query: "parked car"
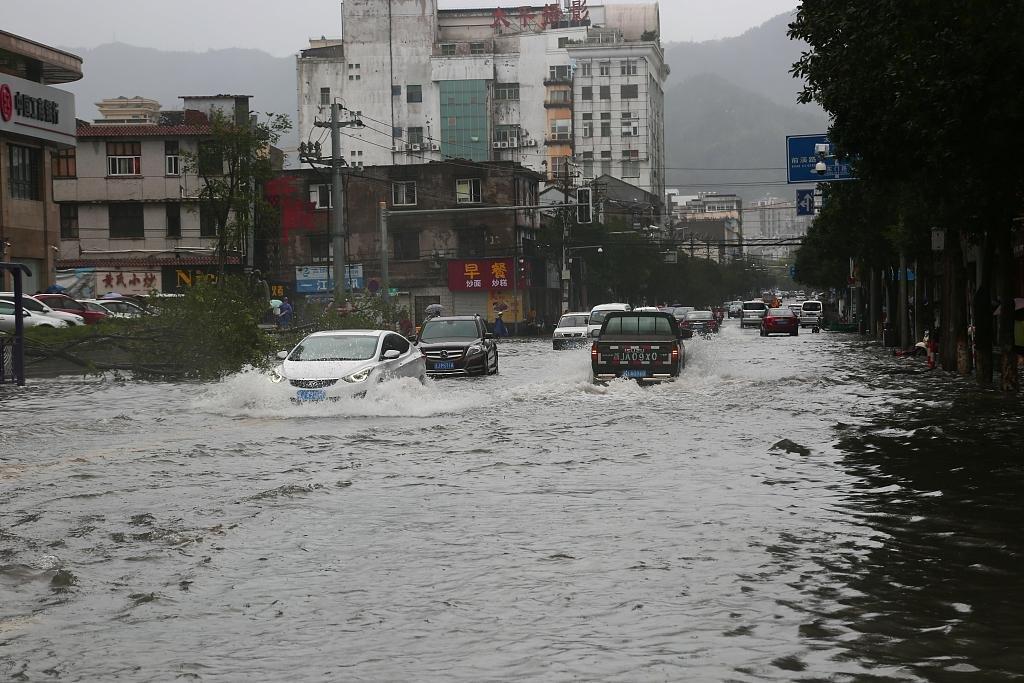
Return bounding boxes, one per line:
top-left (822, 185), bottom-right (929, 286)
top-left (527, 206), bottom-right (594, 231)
top-left (552, 312), bottom-right (590, 349)
top-left (587, 303), bottom-right (631, 338)
top-left (739, 300), bottom-right (768, 328)
top-left (80, 298), bottom-right (147, 318)
top-left (761, 307), bottom-right (799, 336)
top-left (799, 300), bottom-right (824, 328)
top-left (591, 311), bottom-right (687, 384)
top-left (414, 315), bottom-right (498, 376)
top-left (681, 309), bottom-right (720, 335)
top-left (34, 294), bottom-right (108, 325)
top-left (0, 300), bottom-right (64, 332)
top-left (271, 329), bottom-right (426, 401)
top-left (0, 293), bottom-right (84, 326)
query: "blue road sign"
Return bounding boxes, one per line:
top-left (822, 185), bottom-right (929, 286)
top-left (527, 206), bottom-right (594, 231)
top-left (786, 134), bottom-right (855, 184)
top-left (796, 189), bottom-right (816, 216)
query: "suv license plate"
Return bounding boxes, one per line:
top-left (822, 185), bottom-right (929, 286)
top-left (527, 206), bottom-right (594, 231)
top-left (623, 369), bottom-right (648, 379)
top-left (296, 389), bottom-right (327, 401)
top-left (433, 361), bottom-right (455, 371)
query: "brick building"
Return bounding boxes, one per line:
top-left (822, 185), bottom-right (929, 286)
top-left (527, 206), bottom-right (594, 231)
top-left (264, 160), bottom-right (557, 323)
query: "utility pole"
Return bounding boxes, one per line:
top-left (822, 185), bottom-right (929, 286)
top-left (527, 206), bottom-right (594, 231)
top-left (560, 157), bottom-right (572, 313)
top-left (378, 202), bottom-right (390, 305)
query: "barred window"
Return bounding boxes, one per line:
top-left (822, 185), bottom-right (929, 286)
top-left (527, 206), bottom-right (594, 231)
top-left (109, 204), bottom-right (144, 238)
top-left (9, 145), bottom-right (42, 199)
top-left (106, 141), bottom-right (141, 176)
top-left (60, 204), bottom-right (79, 238)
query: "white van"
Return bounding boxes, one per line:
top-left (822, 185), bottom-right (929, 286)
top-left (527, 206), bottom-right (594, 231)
top-left (587, 303), bottom-right (631, 337)
top-left (799, 300), bottom-right (823, 328)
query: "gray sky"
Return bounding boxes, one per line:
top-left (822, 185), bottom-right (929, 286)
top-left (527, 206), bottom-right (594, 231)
top-left (6, 0), bottom-right (797, 57)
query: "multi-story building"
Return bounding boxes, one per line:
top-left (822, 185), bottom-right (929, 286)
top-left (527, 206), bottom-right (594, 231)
top-left (53, 95), bottom-right (256, 295)
top-left (263, 160), bottom-right (554, 324)
top-left (0, 31), bottom-right (81, 292)
top-left (296, 1), bottom-right (666, 210)
top-left (744, 194), bottom-right (813, 264)
top-left (674, 193), bottom-right (744, 263)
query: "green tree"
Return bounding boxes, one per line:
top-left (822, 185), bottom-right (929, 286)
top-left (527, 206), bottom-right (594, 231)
top-left (182, 109), bottom-right (292, 278)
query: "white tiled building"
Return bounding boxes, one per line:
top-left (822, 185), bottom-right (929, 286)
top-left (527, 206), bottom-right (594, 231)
top-left (296, 1), bottom-right (666, 209)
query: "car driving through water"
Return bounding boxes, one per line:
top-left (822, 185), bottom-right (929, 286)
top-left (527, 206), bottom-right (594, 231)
top-left (414, 315), bottom-right (498, 376)
top-left (271, 329), bottom-right (426, 401)
top-left (591, 311), bottom-right (687, 384)
top-left (551, 312), bottom-right (590, 349)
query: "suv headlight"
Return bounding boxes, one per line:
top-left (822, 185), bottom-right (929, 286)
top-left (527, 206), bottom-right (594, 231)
top-left (466, 344), bottom-right (483, 355)
top-left (342, 367), bottom-right (372, 383)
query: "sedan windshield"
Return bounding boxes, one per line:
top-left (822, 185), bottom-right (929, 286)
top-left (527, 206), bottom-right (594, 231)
top-left (289, 335), bottom-right (379, 361)
top-left (420, 320), bottom-right (480, 341)
top-left (557, 315), bottom-right (589, 328)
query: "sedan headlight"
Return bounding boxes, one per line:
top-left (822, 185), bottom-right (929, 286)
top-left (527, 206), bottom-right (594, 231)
top-left (342, 367), bottom-right (372, 383)
top-left (466, 344), bottom-right (483, 356)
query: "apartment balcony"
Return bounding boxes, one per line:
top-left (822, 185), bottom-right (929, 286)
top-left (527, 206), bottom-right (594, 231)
top-left (543, 76), bottom-right (573, 86)
top-left (543, 98), bottom-right (573, 109)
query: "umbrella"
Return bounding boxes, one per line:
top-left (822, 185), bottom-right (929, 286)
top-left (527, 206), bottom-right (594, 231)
top-left (424, 303), bottom-right (444, 316)
top-left (100, 292), bottom-right (124, 299)
top-left (45, 284), bottom-right (66, 293)
top-left (270, 299), bottom-right (283, 310)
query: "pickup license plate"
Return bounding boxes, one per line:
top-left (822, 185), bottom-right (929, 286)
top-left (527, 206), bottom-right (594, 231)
top-left (622, 369), bottom-right (648, 379)
top-left (433, 361), bottom-right (455, 371)
top-left (296, 389), bottom-right (327, 401)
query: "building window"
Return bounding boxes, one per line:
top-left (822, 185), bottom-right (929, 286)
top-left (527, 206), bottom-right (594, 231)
top-left (109, 204), bottom-right (144, 238)
top-left (407, 127), bottom-right (424, 145)
top-left (599, 61), bottom-right (610, 76)
top-left (551, 155), bottom-right (568, 179)
top-left (165, 140), bottom-right (180, 176)
top-left (165, 203), bottom-right (181, 238)
top-left (392, 85), bottom-right (401, 97)
top-left (441, 43), bottom-right (456, 56)
top-left (457, 229), bottom-right (485, 257)
top-left (581, 86), bottom-right (593, 101)
top-left (60, 204), bottom-right (79, 239)
top-left (52, 148), bottom-right (76, 178)
top-left (198, 142), bottom-right (223, 176)
top-left (495, 82), bottom-right (520, 100)
top-left (549, 89), bottom-right (571, 104)
top-left (549, 118), bottom-right (571, 140)
top-left (309, 184), bottom-right (332, 209)
top-left (105, 141), bottom-right (141, 176)
top-left (8, 145), bottom-right (42, 199)
top-left (621, 84), bottom-right (639, 99)
top-left (494, 124), bottom-right (521, 143)
top-left (580, 61), bottom-right (592, 77)
top-left (309, 234), bottom-right (331, 264)
top-left (600, 150), bottom-right (612, 177)
top-left (199, 205), bottom-right (218, 237)
top-left (320, 87), bottom-right (331, 105)
top-left (392, 181), bottom-right (417, 206)
top-left (600, 112), bottom-right (611, 137)
top-left (456, 178), bottom-right (482, 204)
top-left (621, 112), bottom-right (639, 136)
top-left (393, 231), bottom-right (420, 260)
top-left (548, 64), bottom-right (571, 81)
top-left (407, 84), bottom-right (423, 103)
top-left (620, 59), bottom-right (638, 76)
top-left (470, 42), bottom-right (486, 55)
top-left (599, 85), bottom-right (610, 100)
top-left (581, 152), bottom-right (594, 179)
top-left (622, 150), bottom-right (640, 177)
top-left (581, 113), bottom-right (593, 138)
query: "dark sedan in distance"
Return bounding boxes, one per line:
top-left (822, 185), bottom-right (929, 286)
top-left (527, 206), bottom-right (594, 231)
top-left (760, 308), bottom-right (799, 337)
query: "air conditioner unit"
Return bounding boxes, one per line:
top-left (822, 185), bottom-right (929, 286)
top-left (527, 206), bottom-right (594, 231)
top-left (508, 139), bottom-right (519, 148)
top-left (411, 144), bottom-right (422, 152)
top-left (429, 143), bottom-right (441, 151)
top-left (492, 142), bottom-right (502, 149)
top-left (392, 144), bottom-right (404, 152)
top-left (404, 144), bottom-right (412, 152)
top-left (524, 138), bottom-right (537, 147)
top-left (498, 141), bottom-right (509, 149)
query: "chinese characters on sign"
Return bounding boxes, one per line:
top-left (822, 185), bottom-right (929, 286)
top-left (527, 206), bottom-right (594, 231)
top-left (447, 258), bottom-right (527, 291)
top-left (492, 3), bottom-right (587, 33)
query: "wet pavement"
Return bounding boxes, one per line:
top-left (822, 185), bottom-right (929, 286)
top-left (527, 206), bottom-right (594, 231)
top-left (2, 321), bottom-right (1023, 681)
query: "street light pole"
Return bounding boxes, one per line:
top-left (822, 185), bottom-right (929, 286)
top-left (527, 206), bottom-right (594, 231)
top-left (329, 103), bottom-right (347, 303)
top-left (378, 201), bottom-right (390, 306)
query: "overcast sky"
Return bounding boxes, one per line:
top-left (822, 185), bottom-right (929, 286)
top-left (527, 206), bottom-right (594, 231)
top-left (7, 0), bottom-right (797, 56)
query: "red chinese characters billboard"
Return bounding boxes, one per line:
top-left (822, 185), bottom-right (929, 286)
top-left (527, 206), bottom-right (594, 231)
top-left (448, 258), bottom-right (527, 291)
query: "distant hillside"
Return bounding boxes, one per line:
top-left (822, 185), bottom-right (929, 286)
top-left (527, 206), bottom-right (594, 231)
top-left (663, 73), bottom-right (826, 199)
top-left (59, 43), bottom-right (295, 119)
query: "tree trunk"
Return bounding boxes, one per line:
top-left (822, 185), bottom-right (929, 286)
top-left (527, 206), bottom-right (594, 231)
top-left (941, 229), bottom-right (965, 372)
top-left (869, 266), bottom-right (880, 339)
top-left (973, 233), bottom-right (993, 387)
top-left (997, 225), bottom-right (1020, 392)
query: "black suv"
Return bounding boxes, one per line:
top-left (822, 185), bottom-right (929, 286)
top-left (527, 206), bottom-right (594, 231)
top-left (414, 315), bottom-right (498, 377)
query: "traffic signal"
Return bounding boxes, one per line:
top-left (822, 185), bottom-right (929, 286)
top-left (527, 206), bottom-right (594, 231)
top-left (517, 257), bottom-right (529, 285)
top-left (576, 187), bottom-right (592, 224)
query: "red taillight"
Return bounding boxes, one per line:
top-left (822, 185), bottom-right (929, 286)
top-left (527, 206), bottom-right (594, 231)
top-left (765, 316), bottom-right (774, 324)
top-left (591, 343), bottom-right (598, 361)
top-left (671, 346), bottom-right (679, 362)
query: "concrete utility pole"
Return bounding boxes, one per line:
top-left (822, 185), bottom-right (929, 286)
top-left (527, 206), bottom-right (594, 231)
top-left (329, 103), bottom-right (347, 302)
top-left (560, 157), bottom-right (573, 313)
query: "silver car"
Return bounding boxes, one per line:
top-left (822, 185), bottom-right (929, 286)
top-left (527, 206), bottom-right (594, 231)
top-left (552, 312), bottom-right (590, 349)
top-left (740, 300), bottom-right (768, 328)
top-left (0, 293), bottom-right (85, 326)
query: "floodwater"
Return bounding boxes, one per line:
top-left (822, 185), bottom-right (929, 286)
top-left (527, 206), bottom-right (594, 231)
top-left (2, 322), bottom-right (1023, 681)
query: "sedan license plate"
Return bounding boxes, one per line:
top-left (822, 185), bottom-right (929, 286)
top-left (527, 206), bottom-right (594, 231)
top-left (622, 369), bottom-right (648, 379)
top-left (296, 389), bottom-right (327, 401)
top-left (433, 361), bottom-right (455, 371)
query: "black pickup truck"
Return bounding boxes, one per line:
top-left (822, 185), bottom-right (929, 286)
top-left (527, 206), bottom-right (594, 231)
top-left (591, 311), bottom-right (688, 383)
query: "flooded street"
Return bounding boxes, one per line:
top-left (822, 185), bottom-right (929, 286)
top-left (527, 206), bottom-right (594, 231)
top-left (2, 323), bottom-right (1023, 681)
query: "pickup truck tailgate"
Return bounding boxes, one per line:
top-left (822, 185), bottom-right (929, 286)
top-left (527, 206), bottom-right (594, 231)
top-left (593, 340), bottom-right (678, 380)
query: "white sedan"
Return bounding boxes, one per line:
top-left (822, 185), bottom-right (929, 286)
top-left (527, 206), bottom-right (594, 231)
top-left (551, 312), bottom-right (590, 349)
top-left (271, 329), bottom-right (426, 401)
top-left (0, 300), bottom-right (64, 331)
top-left (0, 293), bottom-right (84, 326)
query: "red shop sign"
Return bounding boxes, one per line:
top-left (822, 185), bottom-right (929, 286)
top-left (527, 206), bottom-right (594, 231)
top-left (448, 258), bottom-right (526, 291)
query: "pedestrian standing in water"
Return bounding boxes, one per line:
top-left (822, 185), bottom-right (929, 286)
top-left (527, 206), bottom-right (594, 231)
top-left (278, 297), bottom-right (293, 328)
top-left (493, 311), bottom-right (509, 337)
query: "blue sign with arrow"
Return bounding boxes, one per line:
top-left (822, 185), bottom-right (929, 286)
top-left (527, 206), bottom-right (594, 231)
top-left (796, 189), bottom-right (816, 216)
top-left (786, 134), bottom-right (855, 184)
